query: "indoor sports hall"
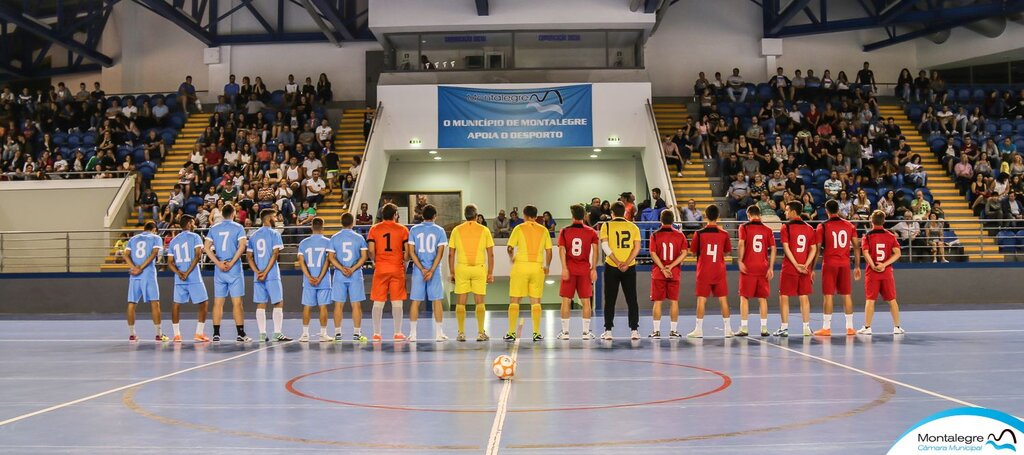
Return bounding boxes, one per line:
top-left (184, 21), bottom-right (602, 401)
top-left (2, 1), bottom-right (1024, 454)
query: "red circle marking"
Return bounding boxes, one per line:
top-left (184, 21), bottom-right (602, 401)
top-left (285, 358), bottom-right (732, 413)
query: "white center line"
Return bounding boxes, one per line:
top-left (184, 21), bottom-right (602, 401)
top-left (0, 342), bottom-right (290, 427)
top-left (485, 320), bottom-right (524, 455)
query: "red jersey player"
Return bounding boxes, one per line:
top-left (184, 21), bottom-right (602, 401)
top-left (737, 204), bottom-right (776, 337)
top-left (556, 204), bottom-right (599, 340)
top-left (648, 210), bottom-right (689, 338)
top-left (687, 205), bottom-right (733, 338)
top-left (779, 201), bottom-right (818, 337)
top-left (814, 200), bottom-right (862, 336)
top-left (859, 210), bottom-right (905, 335)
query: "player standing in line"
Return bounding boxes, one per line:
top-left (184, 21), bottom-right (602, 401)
top-left (448, 204), bottom-right (495, 342)
top-left (556, 204), bottom-right (599, 340)
top-left (246, 209), bottom-right (291, 342)
top-left (736, 204), bottom-right (776, 337)
top-left (297, 217), bottom-right (333, 342)
top-left (505, 205), bottom-right (553, 342)
top-left (166, 215), bottom-right (210, 342)
top-left (687, 205), bottom-right (733, 338)
top-left (203, 204), bottom-right (251, 342)
top-left (815, 199), bottom-right (861, 336)
top-left (327, 212), bottom-right (369, 341)
top-left (124, 221), bottom-right (165, 342)
top-left (367, 203), bottom-right (410, 342)
top-left (859, 210), bottom-right (905, 335)
top-left (407, 204), bottom-right (449, 342)
top-left (648, 209), bottom-right (689, 339)
top-left (778, 201), bottom-right (818, 337)
top-left (599, 201), bottom-right (642, 340)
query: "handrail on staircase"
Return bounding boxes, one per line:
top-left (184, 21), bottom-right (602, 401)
top-left (348, 101), bottom-right (383, 217)
top-left (645, 99), bottom-right (679, 211)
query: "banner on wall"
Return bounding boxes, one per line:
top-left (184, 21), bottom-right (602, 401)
top-left (437, 84), bottom-right (593, 148)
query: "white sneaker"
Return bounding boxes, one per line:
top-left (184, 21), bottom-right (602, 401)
top-left (941, 259), bottom-right (949, 263)
top-left (557, 331), bottom-right (570, 340)
top-left (893, 326), bottom-right (906, 335)
top-left (407, 334), bottom-right (417, 342)
top-left (319, 334), bottom-right (333, 342)
top-left (686, 328), bottom-right (703, 338)
top-left (600, 330), bottom-right (613, 340)
top-left (724, 327), bottom-right (735, 338)
top-left (581, 331), bottom-right (595, 340)
top-left (435, 333), bottom-right (449, 342)
top-left (630, 330), bottom-right (640, 340)
top-left (298, 333), bottom-right (310, 342)
top-left (856, 326), bottom-right (873, 335)
top-left (676, 172), bottom-right (683, 177)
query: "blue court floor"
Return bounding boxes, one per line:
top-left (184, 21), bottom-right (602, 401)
top-left (1, 308), bottom-right (1022, 454)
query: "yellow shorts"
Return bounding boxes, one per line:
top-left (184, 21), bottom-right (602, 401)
top-left (510, 264), bottom-right (545, 299)
top-left (454, 264), bottom-right (487, 295)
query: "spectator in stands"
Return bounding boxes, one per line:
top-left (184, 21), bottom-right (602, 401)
top-left (662, 134), bottom-right (684, 177)
top-left (930, 70), bottom-right (948, 104)
top-left (726, 68), bottom-right (748, 103)
top-left (769, 67), bottom-right (791, 100)
top-left (984, 195), bottom-right (1004, 222)
top-left (167, 184), bottom-right (185, 213)
top-left (893, 209), bottom-right (924, 259)
top-left (541, 211), bottom-right (557, 232)
top-left (252, 76), bottom-right (268, 101)
top-left (315, 119), bottom-right (333, 150)
top-left (895, 68), bottom-right (913, 102)
top-left (1004, 192), bottom-right (1024, 227)
top-left (492, 210), bottom-right (511, 238)
top-left (855, 62), bottom-right (877, 94)
top-left (924, 212), bottom-right (948, 263)
top-left (905, 154), bottom-right (927, 187)
top-left (178, 75), bottom-right (198, 114)
top-left (224, 74), bottom-right (240, 106)
top-left (727, 173), bottom-right (752, 214)
top-left (508, 209), bottom-right (523, 229)
top-left (801, 192), bottom-right (816, 220)
top-left (152, 98), bottom-right (170, 126)
top-left (305, 169), bottom-right (327, 207)
top-left (954, 153), bottom-right (974, 193)
top-left (316, 73), bottom-right (332, 104)
top-left (136, 187), bottom-right (159, 226)
top-left (680, 199), bottom-right (703, 232)
top-left (355, 202), bottom-right (372, 225)
top-left (910, 190), bottom-right (931, 220)
top-left (823, 170), bottom-right (843, 200)
top-left (284, 74), bottom-right (299, 104)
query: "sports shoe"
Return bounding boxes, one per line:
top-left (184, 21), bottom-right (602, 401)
top-left (772, 328), bottom-right (789, 337)
top-left (172, 335), bottom-right (182, 343)
top-left (319, 334), bottom-right (333, 342)
top-left (353, 334), bottom-right (368, 342)
top-left (532, 332), bottom-right (543, 342)
top-left (298, 333), bottom-right (310, 342)
top-left (274, 333), bottom-right (291, 342)
top-left (193, 334), bottom-right (210, 342)
top-left (735, 328), bottom-right (749, 337)
top-left (724, 328), bottom-right (735, 338)
top-left (477, 332), bottom-right (490, 342)
top-left (129, 335), bottom-right (138, 342)
top-left (372, 334), bottom-right (383, 342)
top-left (856, 326), bottom-right (872, 335)
top-left (813, 328), bottom-right (832, 336)
top-left (582, 331), bottom-right (595, 340)
top-left (846, 328), bottom-right (856, 336)
top-left (760, 327), bottom-right (770, 337)
top-left (456, 332), bottom-right (467, 342)
top-left (669, 330), bottom-right (682, 338)
top-left (394, 333), bottom-right (407, 342)
top-left (648, 330), bottom-right (662, 339)
top-left (630, 330), bottom-right (640, 340)
top-left (503, 332), bottom-right (517, 342)
top-left (236, 335), bottom-right (252, 342)
top-left (259, 333), bottom-right (268, 342)
top-left (407, 334), bottom-right (417, 342)
top-left (335, 333), bottom-right (343, 342)
top-left (686, 329), bottom-right (703, 338)
top-left (677, 172), bottom-right (683, 177)
top-left (436, 333), bottom-right (449, 342)
top-left (600, 330), bottom-right (613, 340)
top-left (893, 326), bottom-right (906, 335)
top-left (156, 334), bottom-right (169, 342)
top-left (802, 326), bottom-right (813, 337)
top-left (557, 331), bottom-right (570, 340)
top-left (212, 334), bottom-right (221, 342)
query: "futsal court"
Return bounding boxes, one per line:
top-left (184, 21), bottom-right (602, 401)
top-left (1, 307), bottom-right (1021, 454)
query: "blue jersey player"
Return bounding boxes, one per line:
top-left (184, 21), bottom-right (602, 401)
top-left (328, 212), bottom-right (369, 341)
top-left (124, 221), bottom-right (165, 342)
top-left (297, 217), bottom-right (333, 342)
top-left (203, 204), bottom-right (251, 342)
top-left (246, 209), bottom-right (291, 342)
top-left (407, 204), bottom-right (449, 342)
top-left (166, 215), bottom-right (210, 342)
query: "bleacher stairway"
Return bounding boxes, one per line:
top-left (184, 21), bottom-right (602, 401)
top-left (652, 104), bottom-right (717, 210)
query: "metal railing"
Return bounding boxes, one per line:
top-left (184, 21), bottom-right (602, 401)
top-left (645, 99), bottom-right (679, 209)
top-left (0, 218), bottom-right (1020, 274)
top-left (1, 170), bottom-right (134, 181)
top-left (348, 102), bottom-right (383, 213)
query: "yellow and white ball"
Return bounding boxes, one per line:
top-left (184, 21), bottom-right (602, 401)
top-left (492, 355), bottom-right (516, 380)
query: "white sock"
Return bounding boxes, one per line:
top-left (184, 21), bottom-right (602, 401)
top-left (372, 302), bottom-right (384, 335)
top-left (781, 322), bottom-right (789, 330)
top-left (272, 307), bottom-right (283, 334)
top-left (740, 319), bottom-right (748, 330)
top-left (670, 321), bottom-right (678, 332)
top-left (302, 325), bottom-right (309, 336)
top-left (845, 314), bottom-right (854, 329)
top-left (354, 326), bottom-right (361, 335)
top-left (409, 322), bottom-right (417, 339)
top-left (695, 318), bottom-right (703, 330)
top-left (435, 321), bottom-right (444, 335)
top-left (256, 308), bottom-right (267, 335)
top-left (172, 323), bottom-right (180, 336)
top-left (802, 322), bottom-right (810, 331)
top-left (319, 327), bottom-right (327, 337)
top-left (129, 324), bottom-right (136, 336)
top-left (195, 321), bottom-right (205, 335)
top-left (391, 301), bottom-right (403, 334)
top-left (153, 323), bottom-right (162, 336)
top-left (582, 318), bottom-right (591, 333)
top-left (561, 318), bottom-right (569, 333)
top-left (723, 316), bottom-right (732, 332)
top-left (822, 314), bottom-right (832, 330)
top-left (760, 318), bottom-right (768, 330)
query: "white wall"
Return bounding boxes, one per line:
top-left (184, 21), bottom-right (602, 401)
top-left (370, 0), bottom-right (654, 33)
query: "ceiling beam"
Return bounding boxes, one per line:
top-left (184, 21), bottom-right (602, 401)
top-left (475, 0), bottom-right (489, 16)
top-left (308, 0), bottom-right (355, 40)
top-left (767, 0), bottom-right (812, 34)
top-left (134, 0), bottom-right (215, 45)
top-left (0, 2), bottom-right (113, 66)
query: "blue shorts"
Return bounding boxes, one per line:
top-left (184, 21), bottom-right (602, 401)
top-left (253, 279), bottom-right (283, 304)
top-left (213, 270), bottom-right (245, 298)
top-left (410, 267), bottom-right (444, 301)
top-left (173, 282), bottom-right (209, 304)
top-left (127, 278), bottom-right (160, 303)
top-left (331, 270), bottom-right (365, 303)
top-left (302, 287), bottom-right (332, 306)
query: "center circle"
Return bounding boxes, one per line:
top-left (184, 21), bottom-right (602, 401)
top-left (285, 358), bottom-right (732, 413)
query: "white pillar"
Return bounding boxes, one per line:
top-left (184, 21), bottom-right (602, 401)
top-left (761, 38), bottom-right (783, 77)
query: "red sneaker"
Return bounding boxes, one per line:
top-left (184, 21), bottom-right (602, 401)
top-left (393, 333), bottom-right (406, 342)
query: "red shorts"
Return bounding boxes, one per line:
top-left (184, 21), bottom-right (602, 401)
top-left (739, 272), bottom-right (770, 299)
top-left (695, 278), bottom-right (728, 298)
top-left (650, 277), bottom-right (681, 301)
top-left (865, 276), bottom-right (897, 301)
top-left (559, 273), bottom-right (593, 299)
top-left (779, 273), bottom-right (812, 297)
top-left (821, 263), bottom-right (852, 295)
top-left (370, 270), bottom-right (407, 302)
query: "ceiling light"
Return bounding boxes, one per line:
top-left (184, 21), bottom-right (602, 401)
top-left (428, 150), bottom-right (437, 154)
top-left (589, 154), bottom-right (598, 158)
top-left (433, 156), bottom-right (442, 160)
top-left (593, 148), bottom-right (602, 152)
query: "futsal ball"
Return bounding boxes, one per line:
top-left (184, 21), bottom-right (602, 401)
top-left (492, 355), bottom-right (516, 380)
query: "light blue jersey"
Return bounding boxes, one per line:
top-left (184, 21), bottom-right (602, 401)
top-left (329, 229), bottom-right (368, 269)
top-left (125, 232), bottom-right (163, 281)
top-left (409, 221), bottom-right (448, 266)
top-left (206, 220), bottom-right (247, 275)
top-left (167, 231), bottom-right (204, 285)
top-left (247, 227), bottom-right (283, 281)
top-left (298, 234), bottom-right (333, 289)
top-left (329, 229), bottom-right (368, 303)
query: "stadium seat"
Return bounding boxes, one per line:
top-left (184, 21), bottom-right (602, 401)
top-left (997, 231), bottom-right (1016, 255)
top-left (184, 196), bottom-right (204, 216)
top-left (736, 209), bottom-right (748, 222)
